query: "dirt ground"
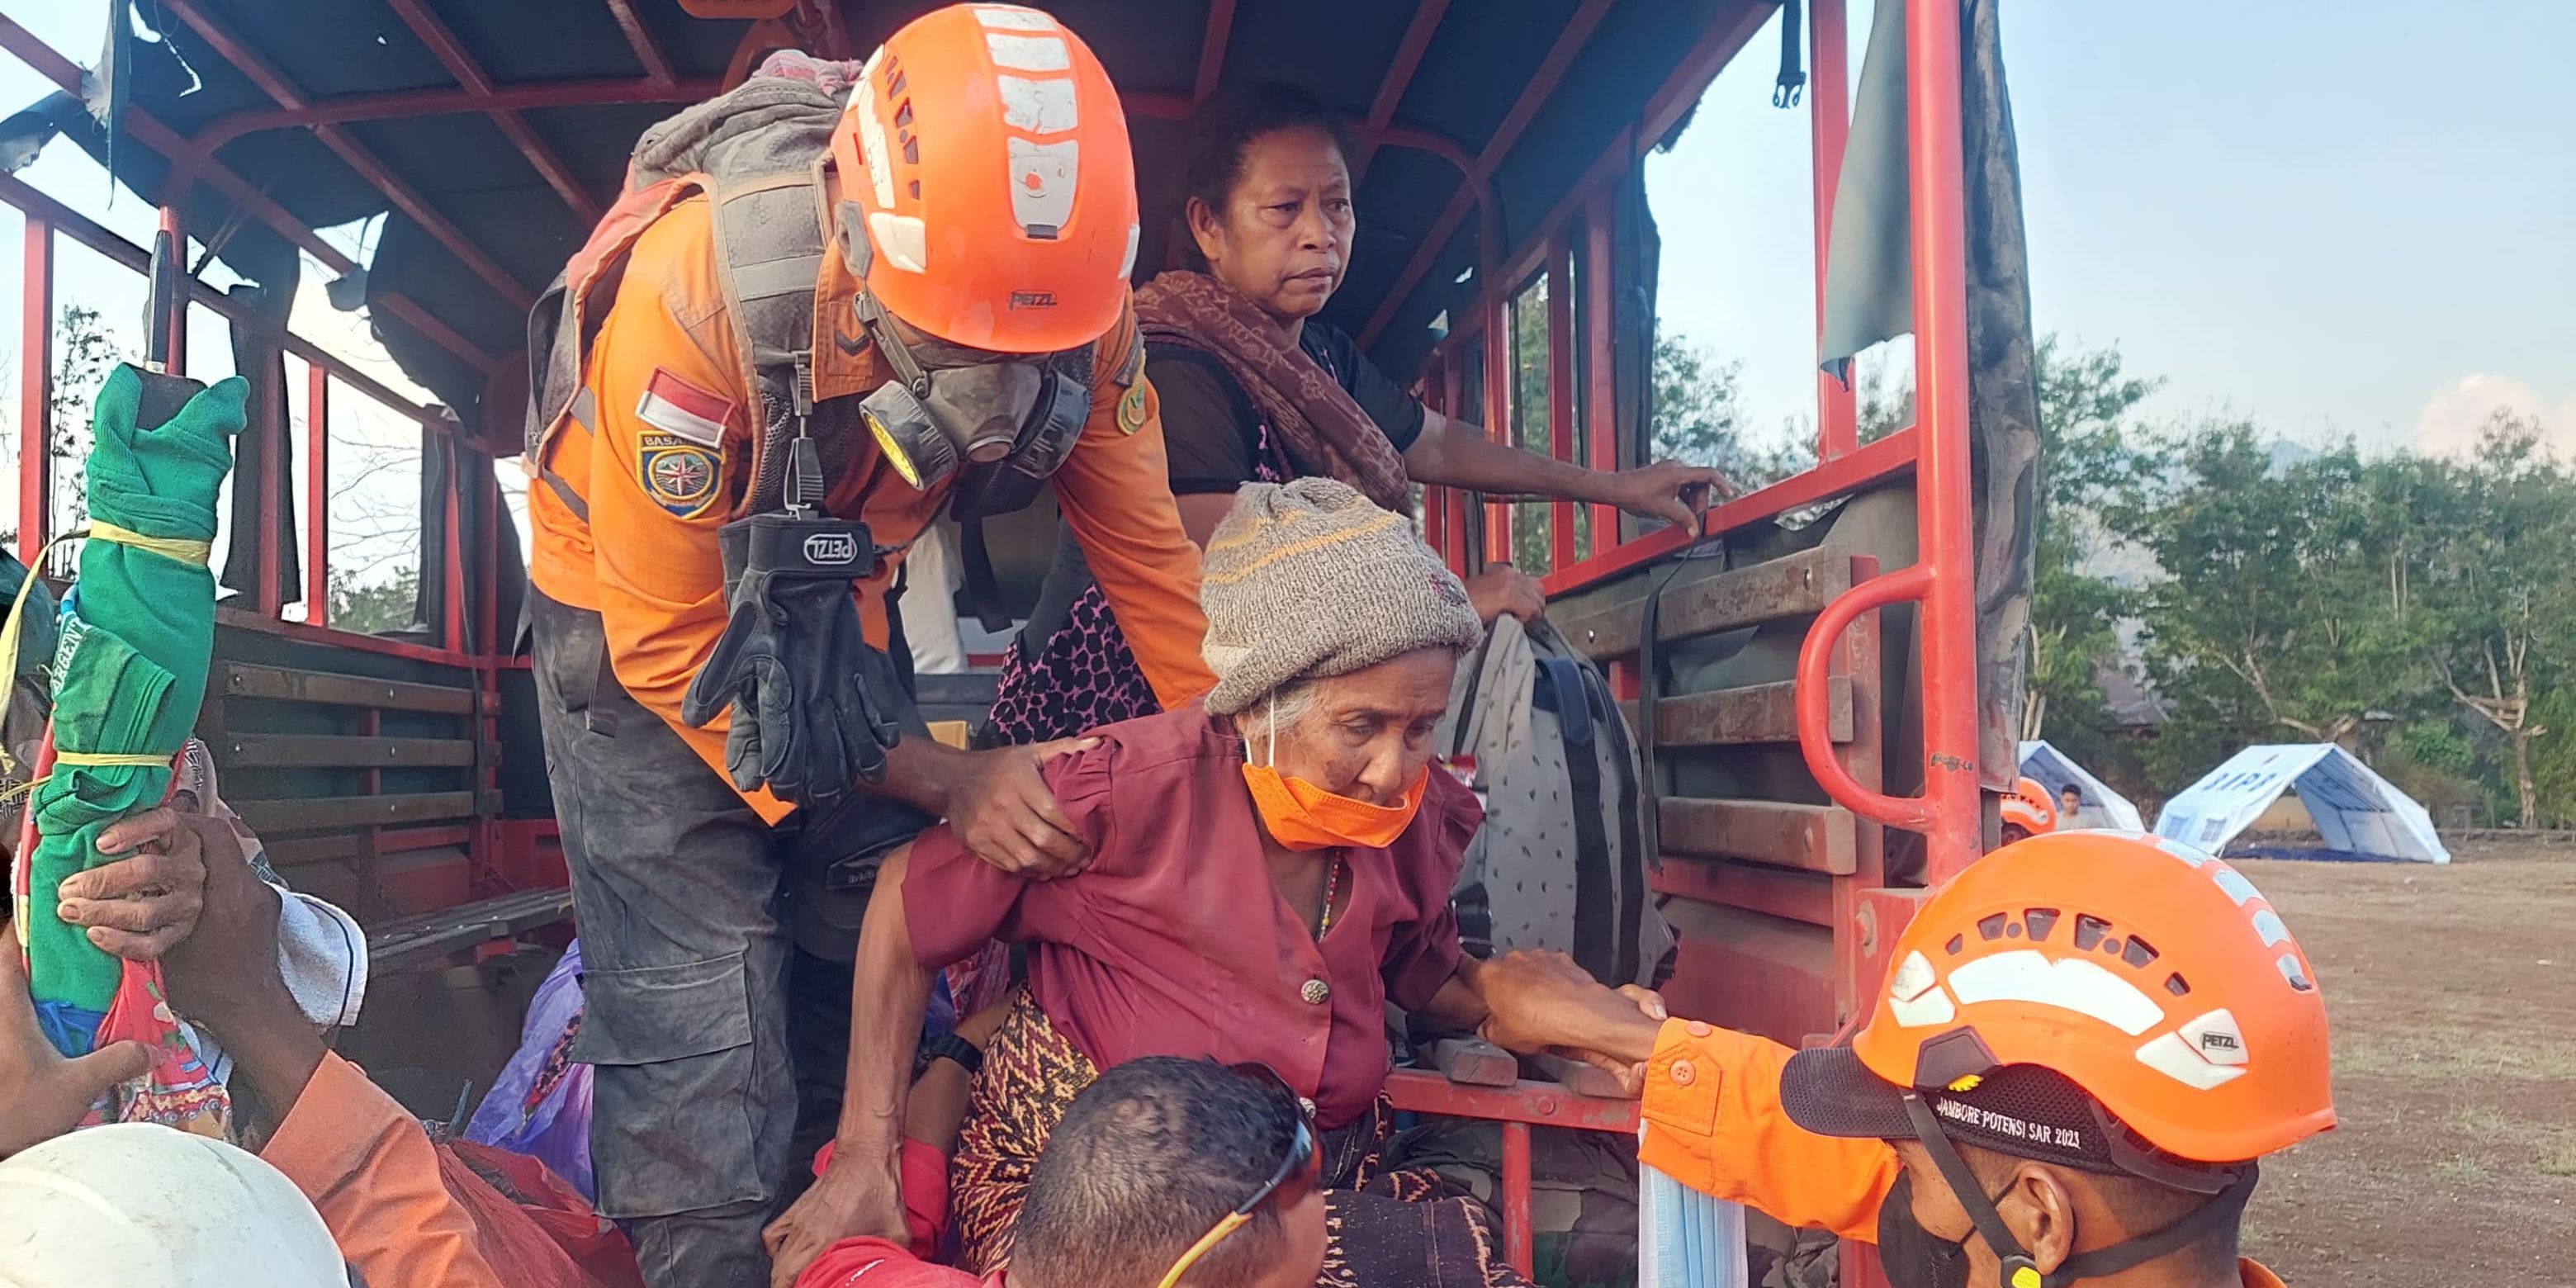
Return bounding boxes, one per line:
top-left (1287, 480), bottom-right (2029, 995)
top-left (2232, 838), bottom-right (2576, 1286)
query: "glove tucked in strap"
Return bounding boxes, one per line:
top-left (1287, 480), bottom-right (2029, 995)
top-left (680, 513), bottom-right (907, 807)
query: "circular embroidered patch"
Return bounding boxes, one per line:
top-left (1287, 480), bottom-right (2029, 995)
top-left (1116, 382), bottom-right (1148, 434)
top-left (642, 440), bottom-right (720, 518)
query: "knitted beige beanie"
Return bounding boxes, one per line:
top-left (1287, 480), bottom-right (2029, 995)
top-left (1198, 478), bottom-right (1485, 716)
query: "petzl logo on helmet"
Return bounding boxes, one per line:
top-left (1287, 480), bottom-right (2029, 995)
top-left (1009, 290), bottom-right (1057, 310)
top-left (804, 532), bottom-right (859, 566)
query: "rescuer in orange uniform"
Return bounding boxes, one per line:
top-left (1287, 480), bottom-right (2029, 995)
top-left (522, 10), bottom-right (1214, 1284)
top-left (1475, 831), bottom-right (2334, 1288)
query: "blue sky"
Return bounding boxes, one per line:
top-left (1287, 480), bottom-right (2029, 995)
top-left (1648, 0), bottom-right (2576, 457)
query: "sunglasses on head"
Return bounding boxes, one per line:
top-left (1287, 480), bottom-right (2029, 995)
top-left (1151, 1063), bottom-right (1320, 1288)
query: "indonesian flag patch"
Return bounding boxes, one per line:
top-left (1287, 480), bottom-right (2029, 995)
top-left (635, 368), bottom-right (732, 447)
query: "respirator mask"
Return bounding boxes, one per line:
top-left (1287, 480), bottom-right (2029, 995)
top-left (853, 290), bottom-right (1091, 519)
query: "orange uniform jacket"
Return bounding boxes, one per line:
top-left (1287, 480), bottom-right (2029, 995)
top-left (528, 195), bottom-right (1216, 823)
top-left (262, 1053), bottom-right (505, 1288)
top-left (1636, 1021), bottom-right (2289, 1288)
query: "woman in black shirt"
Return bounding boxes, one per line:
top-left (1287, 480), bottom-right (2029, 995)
top-left (984, 83), bottom-right (1726, 750)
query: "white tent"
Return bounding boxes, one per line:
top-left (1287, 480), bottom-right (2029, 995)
top-left (2016, 741), bottom-right (2145, 831)
top-left (2153, 744), bottom-right (2450, 864)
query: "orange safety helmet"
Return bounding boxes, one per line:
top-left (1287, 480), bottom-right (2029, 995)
top-left (829, 3), bottom-right (1139, 353)
top-left (1781, 831), bottom-right (2333, 1179)
top-left (1998, 776), bottom-right (2057, 839)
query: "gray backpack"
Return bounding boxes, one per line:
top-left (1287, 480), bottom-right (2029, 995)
top-left (1436, 614), bottom-right (1673, 987)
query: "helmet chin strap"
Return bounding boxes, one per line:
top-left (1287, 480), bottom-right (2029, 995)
top-left (1900, 1095), bottom-right (2258, 1288)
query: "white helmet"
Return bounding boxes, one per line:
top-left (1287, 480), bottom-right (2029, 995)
top-left (0, 1123), bottom-right (345, 1287)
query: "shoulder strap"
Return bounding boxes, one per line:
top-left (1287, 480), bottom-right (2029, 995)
top-left (703, 165), bottom-right (832, 514)
top-left (1537, 653), bottom-right (1615, 983)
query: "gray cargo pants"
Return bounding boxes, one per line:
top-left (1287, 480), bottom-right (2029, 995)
top-left (532, 590), bottom-right (903, 1287)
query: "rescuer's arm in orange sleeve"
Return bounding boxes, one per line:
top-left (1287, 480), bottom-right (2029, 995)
top-left (1469, 950), bottom-right (1898, 1242)
top-left (1049, 305), bottom-right (1218, 708)
top-left (1636, 1022), bottom-right (1899, 1242)
top-left (117, 807), bottom-right (506, 1288)
top-left (258, 1054), bottom-right (509, 1288)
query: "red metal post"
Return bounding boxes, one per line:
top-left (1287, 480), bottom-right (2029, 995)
top-left (382, 0), bottom-right (606, 223)
top-left (1810, 0), bottom-right (1859, 460)
top-left (1347, 0), bottom-right (1453, 180)
top-left (1501, 1120), bottom-right (1534, 1276)
top-left (604, 0), bottom-right (680, 89)
top-left (1544, 232), bottom-right (1576, 570)
top-left (19, 218), bottom-right (50, 571)
top-left (1358, 0), bottom-right (1617, 350)
top-left (305, 365), bottom-right (329, 626)
top-left (1191, 0), bottom-right (1237, 105)
top-left (1901, 0), bottom-right (1982, 883)
top-left (156, 0), bottom-right (536, 312)
top-left (442, 434), bottom-right (467, 654)
top-left (256, 324), bottom-right (284, 618)
top-left (1481, 294), bottom-right (1510, 570)
top-left (155, 206), bottom-right (187, 376)
top-left (1583, 190), bottom-right (1619, 555)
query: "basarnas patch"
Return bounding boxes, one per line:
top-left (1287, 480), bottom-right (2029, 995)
top-left (639, 433), bottom-right (722, 518)
top-left (1117, 381), bottom-right (1148, 433)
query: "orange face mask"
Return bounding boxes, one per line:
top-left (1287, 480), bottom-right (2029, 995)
top-left (1242, 762), bottom-right (1428, 851)
top-left (1239, 697), bottom-right (1428, 850)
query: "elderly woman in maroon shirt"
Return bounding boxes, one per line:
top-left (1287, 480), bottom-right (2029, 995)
top-left (767, 479), bottom-right (1653, 1288)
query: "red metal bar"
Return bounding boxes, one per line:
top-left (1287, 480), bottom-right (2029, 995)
top-left (1898, 0), bottom-right (1982, 882)
top-left (18, 217), bottom-right (50, 570)
top-left (1501, 1120), bottom-right (1535, 1276)
top-left (156, 0), bottom-right (536, 312)
top-left (1539, 424), bottom-right (1920, 596)
top-left (0, 171), bottom-right (457, 436)
top-left (442, 434), bottom-right (467, 653)
top-left (375, 825), bottom-right (474, 855)
top-left (605, 0), bottom-right (680, 89)
top-left (1797, 565), bottom-right (1931, 830)
top-left (1358, 0), bottom-right (1617, 349)
top-left (213, 606), bottom-right (482, 669)
top-left (1191, 0), bottom-right (1238, 105)
top-left (305, 365), bottom-right (329, 627)
top-left (155, 206), bottom-right (187, 376)
top-left (1810, 0), bottom-right (1859, 459)
top-left (1379, 1071), bottom-right (1641, 1132)
top-left (1347, 0), bottom-right (1452, 179)
top-left (1544, 230), bottom-right (1576, 570)
top-left (255, 299), bottom-right (285, 618)
top-left (187, 78), bottom-right (717, 156)
top-left (1480, 285), bottom-right (1510, 569)
top-left (1582, 188), bottom-right (1619, 552)
top-left (381, 0), bottom-right (606, 223)
top-left (0, 14), bottom-right (499, 375)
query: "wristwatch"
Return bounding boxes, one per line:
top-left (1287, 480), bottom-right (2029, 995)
top-left (924, 1030), bottom-right (985, 1077)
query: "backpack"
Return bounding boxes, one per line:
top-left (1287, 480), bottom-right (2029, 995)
top-left (1435, 614), bottom-right (1673, 988)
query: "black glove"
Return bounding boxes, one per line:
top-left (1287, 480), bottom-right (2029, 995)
top-left (680, 513), bottom-right (906, 807)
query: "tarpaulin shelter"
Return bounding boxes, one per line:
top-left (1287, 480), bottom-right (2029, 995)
top-left (2154, 745), bottom-right (2451, 865)
top-left (2016, 740), bottom-right (2143, 832)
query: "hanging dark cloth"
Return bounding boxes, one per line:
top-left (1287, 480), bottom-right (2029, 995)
top-left (1811, 0), bottom-right (2041, 792)
top-left (219, 275), bottom-right (303, 609)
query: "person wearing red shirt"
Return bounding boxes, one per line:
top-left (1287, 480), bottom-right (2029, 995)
top-left (769, 480), bottom-right (1648, 1286)
top-left (798, 1057), bottom-right (1326, 1288)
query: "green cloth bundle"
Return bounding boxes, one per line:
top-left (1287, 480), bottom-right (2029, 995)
top-left (21, 367), bottom-right (239, 1042)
